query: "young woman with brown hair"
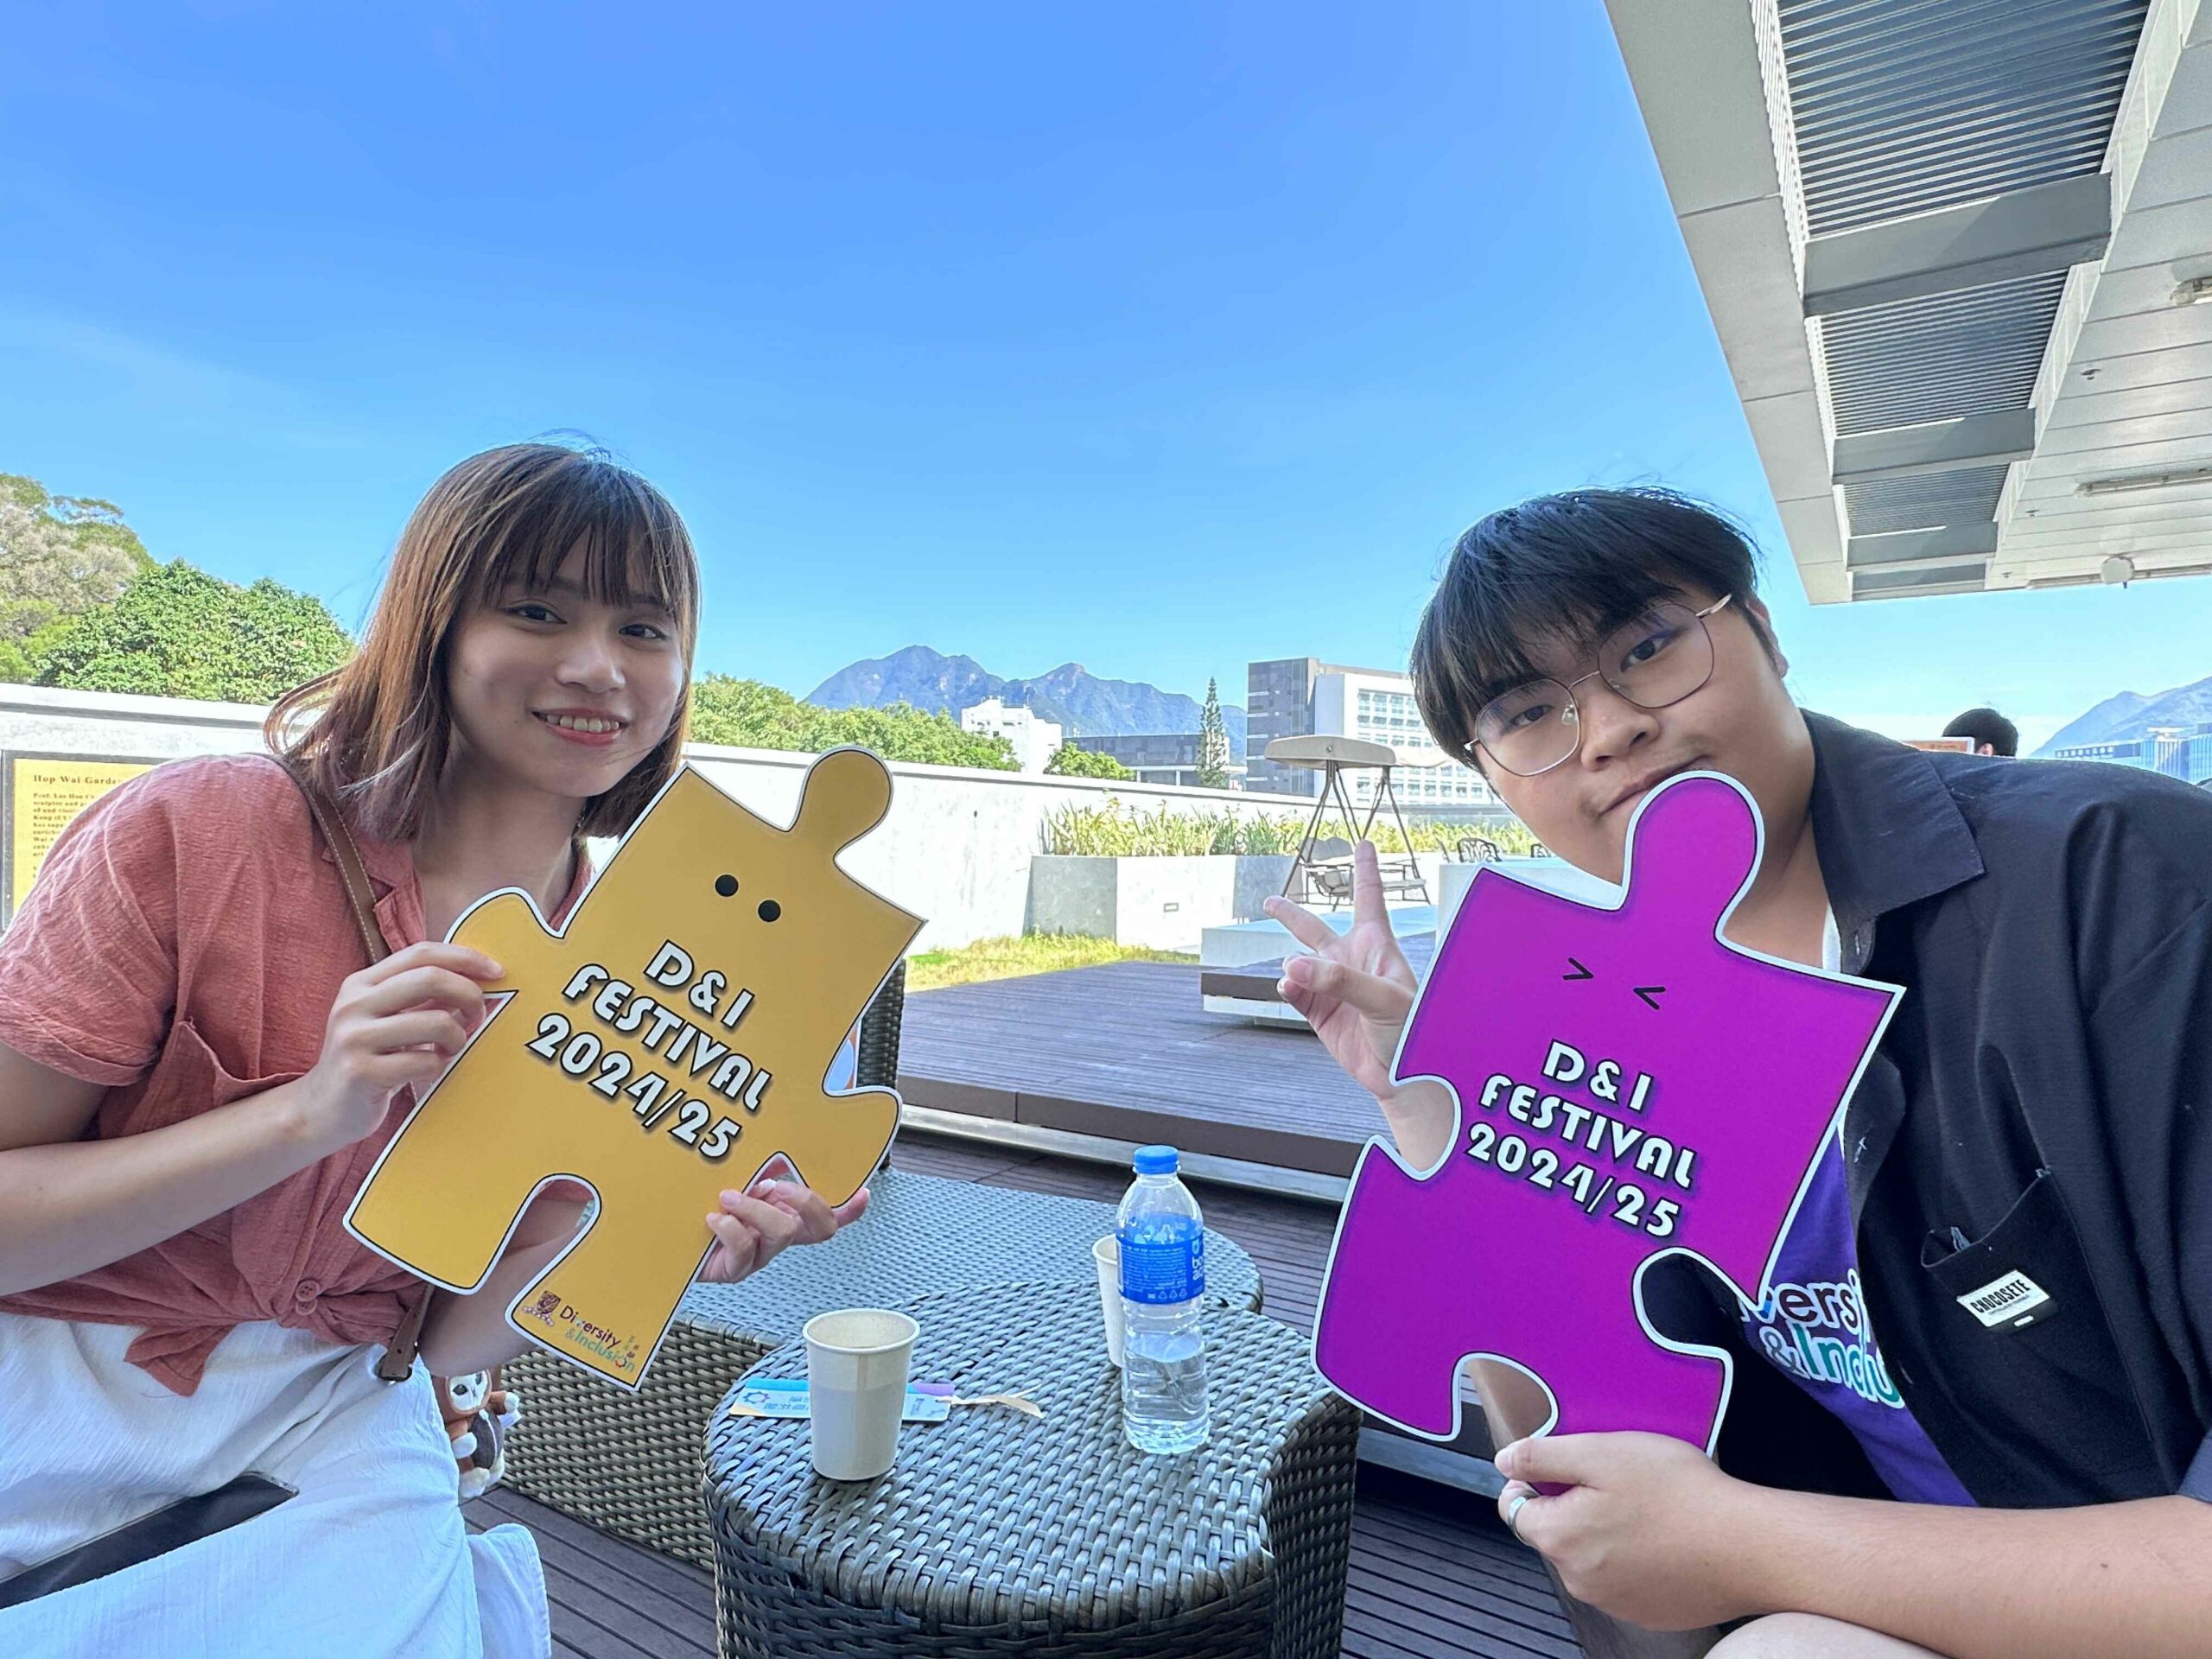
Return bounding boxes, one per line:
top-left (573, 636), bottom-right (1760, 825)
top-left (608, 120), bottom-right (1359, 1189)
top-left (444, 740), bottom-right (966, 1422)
top-left (0, 442), bottom-right (867, 1655)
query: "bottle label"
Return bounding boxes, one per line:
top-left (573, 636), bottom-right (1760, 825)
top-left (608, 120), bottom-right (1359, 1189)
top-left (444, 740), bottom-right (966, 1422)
top-left (1118, 1219), bottom-right (1206, 1305)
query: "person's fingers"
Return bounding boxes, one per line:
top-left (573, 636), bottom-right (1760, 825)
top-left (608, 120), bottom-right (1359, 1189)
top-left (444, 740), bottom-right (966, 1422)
top-left (1496, 1478), bottom-right (1536, 1529)
top-left (746, 1180), bottom-right (866, 1234)
top-left (1495, 1433), bottom-right (1609, 1489)
top-left (719, 1191), bottom-right (802, 1255)
top-left (1351, 840), bottom-right (1391, 929)
top-left (1261, 893), bottom-right (1342, 956)
top-left (747, 1179), bottom-right (807, 1217)
top-left (353, 966), bottom-right (491, 1020)
top-left (1283, 955), bottom-right (1412, 1023)
top-left (752, 1179), bottom-right (838, 1243)
top-left (363, 942), bottom-right (505, 985)
top-left (1497, 1480), bottom-right (1560, 1552)
top-left (357, 1008), bottom-right (472, 1056)
top-left (702, 1211), bottom-right (760, 1279)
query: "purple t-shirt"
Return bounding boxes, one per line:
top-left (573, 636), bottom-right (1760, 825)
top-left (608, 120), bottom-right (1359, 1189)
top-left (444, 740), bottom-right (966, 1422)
top-left (1738, 1140), bottom-right (1974, 1504)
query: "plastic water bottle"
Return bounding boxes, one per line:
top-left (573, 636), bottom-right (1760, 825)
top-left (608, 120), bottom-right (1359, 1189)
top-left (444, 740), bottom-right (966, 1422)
top-left (1118, 1144), bottom-right (1211, 1453)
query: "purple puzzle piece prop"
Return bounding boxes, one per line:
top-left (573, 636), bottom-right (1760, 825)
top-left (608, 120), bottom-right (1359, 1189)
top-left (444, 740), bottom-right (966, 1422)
top-left (1313, 772), bottom-right (1900, 1453)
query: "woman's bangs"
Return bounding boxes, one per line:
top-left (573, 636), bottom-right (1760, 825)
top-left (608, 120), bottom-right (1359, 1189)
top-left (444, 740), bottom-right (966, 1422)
top-left (475, 474), bottom-right (695, 634)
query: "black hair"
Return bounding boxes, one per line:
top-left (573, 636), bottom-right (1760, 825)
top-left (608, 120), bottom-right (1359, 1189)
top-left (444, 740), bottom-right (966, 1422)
top-left (1410, 487), bottom-right (1771, 765)
top-left (1942, 707), bottom-right (2018, 757)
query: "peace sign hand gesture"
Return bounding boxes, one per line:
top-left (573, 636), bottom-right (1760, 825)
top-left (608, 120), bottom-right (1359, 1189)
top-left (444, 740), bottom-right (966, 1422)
top-left (1262, 842), bottom-right (1421, 1103)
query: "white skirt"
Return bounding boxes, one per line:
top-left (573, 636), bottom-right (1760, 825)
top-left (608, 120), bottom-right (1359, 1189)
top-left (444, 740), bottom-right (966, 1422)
top-left (0, 1312), bottom-right (549, 1659)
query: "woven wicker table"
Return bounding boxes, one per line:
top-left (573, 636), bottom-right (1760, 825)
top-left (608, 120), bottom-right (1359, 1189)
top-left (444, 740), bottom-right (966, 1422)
top-left (504, 1166), bottom-right (1262, 1567)
top-left (704, 1284), bottom-right (1357, 1659)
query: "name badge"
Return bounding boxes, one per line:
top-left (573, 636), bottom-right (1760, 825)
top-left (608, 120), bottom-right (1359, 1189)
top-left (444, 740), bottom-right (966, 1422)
top-left (1955, 1269), bottom-right (2051, 1329)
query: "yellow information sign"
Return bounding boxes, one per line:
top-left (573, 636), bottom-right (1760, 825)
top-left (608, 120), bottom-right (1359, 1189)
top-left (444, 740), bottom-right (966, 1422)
top-left (10, 759), bottom-right (156, 914)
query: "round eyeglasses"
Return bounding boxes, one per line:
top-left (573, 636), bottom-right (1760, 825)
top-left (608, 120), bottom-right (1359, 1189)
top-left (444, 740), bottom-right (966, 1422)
top-left (1471, 594), bottom-right (1733, 778)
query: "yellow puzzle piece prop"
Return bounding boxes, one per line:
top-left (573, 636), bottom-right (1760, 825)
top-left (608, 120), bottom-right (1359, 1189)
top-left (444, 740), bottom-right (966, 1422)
top-left (345, 749), bottom-right (922, 1389)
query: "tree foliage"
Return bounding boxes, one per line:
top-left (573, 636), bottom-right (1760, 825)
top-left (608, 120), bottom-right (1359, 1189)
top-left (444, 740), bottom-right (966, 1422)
top-left (1045, 743), bottom-right (1135, 779)
top-left (34, 561), bottom-right (353, 703)
top-left (1198, 677), bottom-right (1230, 790)
top-left (0, 473), bottom-right (154, 644)
top-left (688, 674), bottom-right (1019, 770)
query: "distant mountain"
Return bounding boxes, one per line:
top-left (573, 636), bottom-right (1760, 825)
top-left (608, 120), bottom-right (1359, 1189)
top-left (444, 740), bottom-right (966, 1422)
top-left (2037, 674), bottom-right (2212, 755)
top-left (806, 645), bottom-right (1248, 755)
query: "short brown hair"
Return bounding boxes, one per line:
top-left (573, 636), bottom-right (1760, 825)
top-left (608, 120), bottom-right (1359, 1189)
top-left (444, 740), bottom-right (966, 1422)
top-left (268, 442), bottom-right (702, 841)
top-left (1411, 488), bottom-right (1772, 766)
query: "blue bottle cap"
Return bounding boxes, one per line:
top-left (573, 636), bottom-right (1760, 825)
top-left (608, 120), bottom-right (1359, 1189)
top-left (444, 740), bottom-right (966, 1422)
top-left (1132, 1145), bottom-right (1179, 1175)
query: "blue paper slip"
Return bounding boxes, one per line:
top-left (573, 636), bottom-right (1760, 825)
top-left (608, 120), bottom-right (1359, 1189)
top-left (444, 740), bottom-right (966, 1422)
top-left (727, 1381), bottom-right (951, 1422)
top-left (726, 1377), bottom-right (1044, 1422)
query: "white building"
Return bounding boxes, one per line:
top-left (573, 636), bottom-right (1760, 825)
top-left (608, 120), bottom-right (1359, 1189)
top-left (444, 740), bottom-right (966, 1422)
top-left (1318, 668), bottom-right (1498, 810)
top-left (958, 697), bottom-right (1064, 775)
top-left (1247, 657), bottom-right (1499, 810)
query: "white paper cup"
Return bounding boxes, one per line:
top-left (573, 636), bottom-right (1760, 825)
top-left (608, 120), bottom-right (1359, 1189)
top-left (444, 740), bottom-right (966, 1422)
top-left (1092, 1235), bottom-right (1126, 1368)
top-left (803, 1308), bottom-right (920, 1480)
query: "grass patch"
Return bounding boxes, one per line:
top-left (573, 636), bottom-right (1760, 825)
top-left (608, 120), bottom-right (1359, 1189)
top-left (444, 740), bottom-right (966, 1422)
top-left (906, 933), bottom-right (1194, 992)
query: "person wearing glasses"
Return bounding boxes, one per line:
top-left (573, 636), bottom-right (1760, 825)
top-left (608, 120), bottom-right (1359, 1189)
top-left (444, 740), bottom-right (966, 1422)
top-left (1268, 489), bottom-right (2212, 1657)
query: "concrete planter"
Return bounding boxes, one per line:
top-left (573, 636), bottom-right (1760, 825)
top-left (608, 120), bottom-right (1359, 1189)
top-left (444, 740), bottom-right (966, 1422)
top-left (1233, 855), bottom-right (1299, 918)
top-left (1027, 854), bottom-right (1297, 951)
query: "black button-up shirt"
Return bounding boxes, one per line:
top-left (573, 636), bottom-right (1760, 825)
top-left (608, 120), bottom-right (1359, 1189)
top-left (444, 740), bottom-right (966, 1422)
top-left (1683, 713), bottom-right (2212, 1509)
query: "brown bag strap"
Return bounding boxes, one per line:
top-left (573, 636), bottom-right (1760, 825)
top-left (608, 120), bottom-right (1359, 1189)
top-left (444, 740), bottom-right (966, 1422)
top-left (283, 760), bottom-right (387, 968)
top-left (276, 757), bottom-right (433, 1383)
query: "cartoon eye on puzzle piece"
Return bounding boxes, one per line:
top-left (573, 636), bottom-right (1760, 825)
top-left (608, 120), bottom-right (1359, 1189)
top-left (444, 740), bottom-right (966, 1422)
top-left (710, 868), bottom-right (788, 923)
top-left (1312, 772), bottom-right (1900, 1456)
top-left (1560, 956), bottom-right (1665, 1008)
top-left (344, 747), bottom-right (925, 1390)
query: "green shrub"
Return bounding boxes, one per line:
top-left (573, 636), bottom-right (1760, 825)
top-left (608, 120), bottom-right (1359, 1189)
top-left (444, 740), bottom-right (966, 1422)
top-left (689, 676), bottom-right (1018, 771)
top-left (1045, 744), bottom-right (1134, 779)
top-left (34, 563), bottom-right (351, 702)
top-left (1040, 803), bottom-right (1541, 859)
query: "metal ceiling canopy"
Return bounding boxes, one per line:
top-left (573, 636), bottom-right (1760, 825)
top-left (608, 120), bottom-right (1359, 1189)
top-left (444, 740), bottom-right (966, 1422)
top-left (1606, 0), bottom-right (2212, 603)
top-left (1784, 0), bottom-right (2147, 235)
top-left (1820, 276), bottom-right (2068, 435)
top-left (1830, 408), bottom-right (2038, 483)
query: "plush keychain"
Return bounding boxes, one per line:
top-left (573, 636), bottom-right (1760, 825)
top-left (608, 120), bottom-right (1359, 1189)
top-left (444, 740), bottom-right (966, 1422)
top-left (438, 1370), bottom-right (523, 1500)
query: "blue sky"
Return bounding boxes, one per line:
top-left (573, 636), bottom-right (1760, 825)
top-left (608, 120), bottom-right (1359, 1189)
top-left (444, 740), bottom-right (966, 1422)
top-left (4, 3), bottom-right (2207, 753)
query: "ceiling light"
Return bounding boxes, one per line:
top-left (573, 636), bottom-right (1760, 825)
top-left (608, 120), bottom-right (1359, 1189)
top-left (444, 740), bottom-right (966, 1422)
top-left (2174, 275), bottom-right (2212, 307)
top-left (2075, 464), bottom-right (2212, 496)
top-left (2100, 555), bottom-right (2135, 586)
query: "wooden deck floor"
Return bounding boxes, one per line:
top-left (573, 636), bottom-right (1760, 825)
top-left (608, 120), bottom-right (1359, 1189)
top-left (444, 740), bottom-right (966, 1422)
top-left (464, 1129), bottom-right (1585, 1658)
top-left (899, 960), bottom-right (1395, 1175)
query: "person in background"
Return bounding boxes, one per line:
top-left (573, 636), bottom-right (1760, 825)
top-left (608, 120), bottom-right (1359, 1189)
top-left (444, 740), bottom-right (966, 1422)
top-left (1940, 708), bottom-right (2018, 757)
